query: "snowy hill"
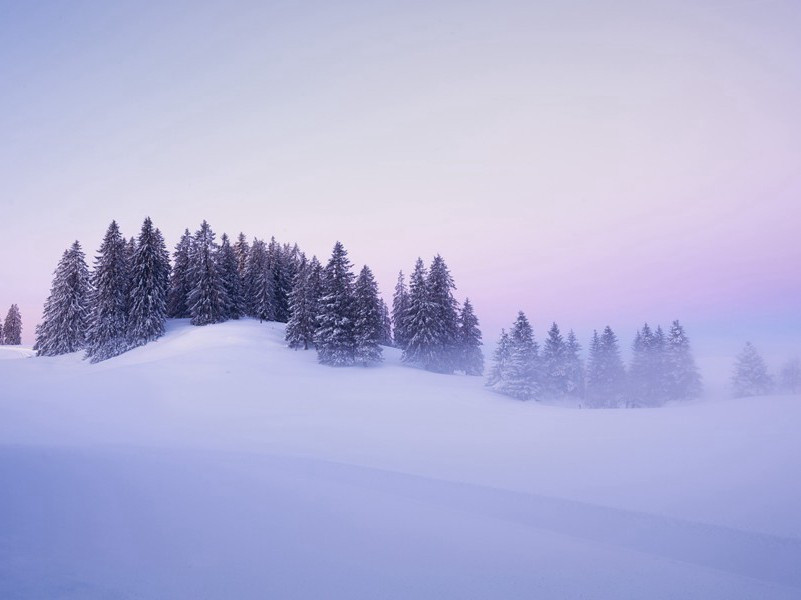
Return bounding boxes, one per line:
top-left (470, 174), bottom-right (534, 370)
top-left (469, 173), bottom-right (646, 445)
top-left (1, 319), bottom-right (800, 599)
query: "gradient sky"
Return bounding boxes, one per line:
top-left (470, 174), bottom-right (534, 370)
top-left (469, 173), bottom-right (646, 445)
top-left (1, 0), bottom-right (799, 380)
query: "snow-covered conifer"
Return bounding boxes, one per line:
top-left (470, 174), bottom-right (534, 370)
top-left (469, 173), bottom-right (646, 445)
top-left (233, 233), bottom-right (250, 278)
top-left (187, 220), bottom-right (229, 326)
top-left (127, 217), bottom-right (169, 347)
top-left (218, 233), bottom-right (244, 319)
top-left (268, 237), bottom-right (292, 323)
top-left (402, 259), bottom-right (436, 369)
top-left (486, 329), bottom-right (511, 390)
top-left (315, 242), bottom-right (356, 366)
top-left (244, 238), bottom-right (275, 322)
top-left (379, 299), bottom-right (393, 347)
top-left (779, 358), bottom-right (801, 394)
top-left (564, 330), bottom-right (585, 399)
top-left (352, 265), bottom-right (384, 366)
top-left (457, 298), bottom-right (483, 375)
top-left (541, 322), bottom-right (568, 398)
top-left (3, 304), bottom-right (22, 345)
top-left (167, 229), bottom-right (193, 318)
top-left (732, 342), bottom-right (773, 397)
top-left (499, 312), bottom-right (540, 400)
top-left (0, 317), bottom-right (3, 344)
top-left (665, 320), bottom-right (702, 401)
top-left (426, 255), bottom-right (460, 373)
top-left (85, 221), bottom-right (130, 362)
top-left (286, 254), bottom-right (317, 350)
top-left (392, 271), bottom-right (410, 350)
top-left (586, 326), bottom-right (626, 407)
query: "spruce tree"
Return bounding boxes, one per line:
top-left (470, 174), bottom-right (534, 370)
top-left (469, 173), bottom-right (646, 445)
top-left (426, 255), bottom-right (460, 373)
top-left (392, 271), bottom-right (410, 350)
top-left (187, 220), bottom-right (229, 326)
top-left (218, 233), bottom-right (244, 319)
top-left (167, 229), bottom-right (193, 318)
top-left (3, 304), bottom-right (22, 345)
top-left (732, 342), bottom-right (773, 397)
top-left (564, 330), bottom-right (585, 399)
top-left (586, 326), bottom-right (626, 407)
top-left (85, 221), bottom-right (130, 362)
top-left (379, 299), bottom-right (394, 346)
top-left (233, 233), bottom-right (250, 279)
top-left (315, 241), bottom-right (356, 366)
top-left (541, 322), bottom-right (568, 398)
top-left (457, 298), bottom-right (484, 375)
top-left (402, 259), bottom-right (437, 369)
top-left (486, 329), bottom-right (511, 390)
top-left (779, 358), bottom-right (801, 394)
top-left (128, 217), bottom-right (169, 347)
top-left (352, 265), bottom-right (384, 366)
top-left (247, 239), bottom-right (276, 322)
top-left (286, 254), bottom-right (316, 350)
top-left (665, 320), bottom-right (702, 401)
top-left (268, 237), bottom-right (292, 323)
top-left (500, 312), bottom-right (539, 400)
top-left (628, 323), bottom-right (666, 406)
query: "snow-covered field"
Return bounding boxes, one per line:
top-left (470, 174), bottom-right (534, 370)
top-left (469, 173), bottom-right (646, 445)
top-left (1, 319), bottom-right (800, 599)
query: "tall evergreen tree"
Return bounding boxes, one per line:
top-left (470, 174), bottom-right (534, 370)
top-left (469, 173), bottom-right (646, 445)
top-left (187, 220), bottom-right (229, 326)
top-left (3, 304), bottom-right (22, 345)
top-left (379, 299), bottom-right (394, 347)
top-left (732, 342), bottom-right (773, 397)
top-left (315, 242), bottom-right (356, 366)
top-left (392, 271), bottom-right (410, 350)
top-left (35, 242), bottom-right (92, 356)
top-left (244, 238), bottom-right (275, 322)
top-left (542, 322), bottom-right (568, 398)
top-left (457, 298), bottom-right (483, 375)
top-left (779, 358), bottom-right (801, 394)
top-left (426, 255), bottom-right (460, 373)
top-left (85, 221), bottom-right (130, 362)
top-left (665, 320), bottom-right (702, 401)
top-left (233, 233), bottom-right (250, 278)
top-left (402, 259), bottom-right (437, 369)
top-left (586, 326), bottom-right (626, 407)
top-left (628, 323), bottom-right (668, 406)
top-left (352, 265), bottom-right (384, 366)
top-left (564, 330), bottom-right (585, 399)
top-left (500, 312), bottom-right (539, 400)
top-left (218, 233), bottom-right (244, 319)
top-left (486, 329), bottom-right (511, 390)
top-left (128, 217), bottom-right (169, 347)
top-left (286, 254), bottom-right (317, 350)
top-left (268, 237), bottom-right (292, 323)
top-left (167, 229), bottom-right (193, 318)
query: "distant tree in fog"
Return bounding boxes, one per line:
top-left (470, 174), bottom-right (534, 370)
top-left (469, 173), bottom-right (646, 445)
top-left (732, 342), bottom-right (773, 398)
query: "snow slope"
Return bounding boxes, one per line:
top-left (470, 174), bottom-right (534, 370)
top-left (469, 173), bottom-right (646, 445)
top-left (1, 319), bottom-right (800, 599)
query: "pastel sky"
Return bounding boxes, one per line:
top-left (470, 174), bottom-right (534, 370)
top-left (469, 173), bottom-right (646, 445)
top-left (1, 0), bottom-right (799, 377)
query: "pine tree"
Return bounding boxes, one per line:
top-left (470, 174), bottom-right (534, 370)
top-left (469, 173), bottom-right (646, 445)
top-left (628, 323), bottom-right (667, 406)
top-left (218, 233), bottom-right (244, 319)
top-left (268, 237), bottom-right (292, 323)
top-left (586, 326), bottom-right (626, 407)
top-left (541, 322), bottom-right (568, 398)
top-left (486, 329), bottom-right (511, 390)
top-left (3, 304), bottom-right (22, 345)
top-left (286, 254), bottom-right (317, 350)
top-left (379, 299), bottom-right (394, 346)
top-left (352, 265), bottom-right (384, 366)
top-left (732, 342), bottom-right (773, 397)
top-left (564, 330), bottom-right (585, 399)
top-left (85, 221), bottom-right (130, 362)
top-left (779, 358), bottom-right (801, 394)
top-left (402, 259), bottom-right (437, 369)
top-left (233, 233), bottom-right (250, 279)
top-left (457, 298), bottom-right (483, 375)
top-left (244, 239), bottom-right (275, 322)
top-left (392, 271), bottom-right (410, 350)
top-left (500, 312), bottom-right (540, 400)
top-left (34, 242), bottom-right (91, 356)
top-left (426, 255), bottom-right (460, 373)
top-left (167, 229), bottom-right (193, 318)
top-left (187, 220), bottom-right (229, 326)
top-left (665, 320), bottom-right (702, 401)
top-left (315, 242), bottom-right (356, 366)
top-left (127, 217), bottom-right (169, 347)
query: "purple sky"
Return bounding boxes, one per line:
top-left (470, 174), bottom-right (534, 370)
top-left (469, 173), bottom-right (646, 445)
top-left (1, 1), bottom-right (799, 376)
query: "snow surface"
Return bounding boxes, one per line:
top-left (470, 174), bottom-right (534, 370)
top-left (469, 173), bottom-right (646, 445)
top-left (0, 346), bottom-right (35, 360)
top-left (1, 319), bottom-right (800, 599)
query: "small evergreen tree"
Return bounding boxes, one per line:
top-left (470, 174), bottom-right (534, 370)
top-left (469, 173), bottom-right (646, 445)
top-left (541, 322), bottom-right (568, 398)
top-left (3, 304), bottom-right (22, 345)
top-left (315, 242), bottom-right (356, 366)
top-left (426, 255), bottom-right (460, 373)
top-left (586, 326), bottom-right (626, 407)
top-left (779, 358), bottom-right (801, 394)
top-left (732, 342), bottom-right (773, 397)
top-left (402, 259), bottom-right (436, 369)
top-left (187, 220), bottom-right (229, 326)
top-left (564, 330), bottom-right (585, 399)
top-left (665, 320), bottom-right (702, 401)
top-left (486, 329), bottom-right (511, 390)
top-left (286, 254), bottom-right (316, 350)
top-left (392, 271), bottom-right (410, 350)
top-left (352, 265), bottom-right (384, 366)
top-left (457, 298), bottom-right (483, 375)
top-left (167, 229), bottom-right (193, 318)
top-left (628, 323), bottom-right (668, 406)
top-left (127, 217), bottom-right (169, 347)
top-left (500, 312), bottom-right (540, 400)
top-left (85, 221), bottom-right (130, 362)
top-left (218, 233), bottom-right (244, 319)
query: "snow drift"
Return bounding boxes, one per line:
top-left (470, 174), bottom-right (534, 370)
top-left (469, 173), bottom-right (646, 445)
top-left (1, 319), bottom-right (800, 599)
